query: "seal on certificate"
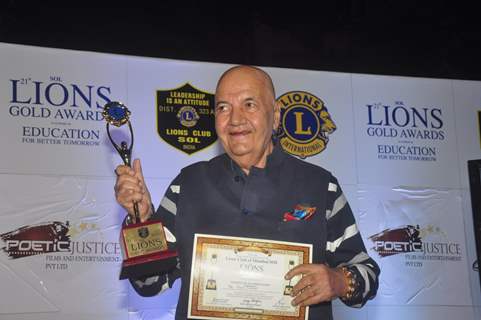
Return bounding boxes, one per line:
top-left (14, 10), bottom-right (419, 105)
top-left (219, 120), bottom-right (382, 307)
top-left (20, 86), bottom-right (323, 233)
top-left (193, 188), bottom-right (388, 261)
top-left (205, 253), bottom-right (218, 290)
top-left (284, 260), bottom-right (296, 295)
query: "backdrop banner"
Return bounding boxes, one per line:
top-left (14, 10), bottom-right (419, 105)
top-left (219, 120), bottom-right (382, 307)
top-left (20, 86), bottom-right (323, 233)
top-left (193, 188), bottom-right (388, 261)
top-left (0, 42), bottom-right (480, 320)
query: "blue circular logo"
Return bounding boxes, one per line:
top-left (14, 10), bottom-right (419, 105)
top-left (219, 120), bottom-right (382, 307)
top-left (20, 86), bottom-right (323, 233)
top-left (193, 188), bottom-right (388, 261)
top-left (283, 106), bottom-right (320, 144)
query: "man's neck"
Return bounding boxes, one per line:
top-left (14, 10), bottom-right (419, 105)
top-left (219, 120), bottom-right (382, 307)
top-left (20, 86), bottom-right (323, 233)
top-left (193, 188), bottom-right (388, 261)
top-left (234, 142), bottom-right (274, 175)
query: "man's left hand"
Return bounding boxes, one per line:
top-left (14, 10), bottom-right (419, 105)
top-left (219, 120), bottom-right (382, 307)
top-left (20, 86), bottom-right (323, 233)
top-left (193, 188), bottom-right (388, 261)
top-left (284, 263), bottom-right (346, 306)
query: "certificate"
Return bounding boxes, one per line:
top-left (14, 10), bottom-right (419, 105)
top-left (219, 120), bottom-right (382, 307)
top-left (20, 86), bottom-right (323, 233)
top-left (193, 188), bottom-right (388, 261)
top-left (188, 234), bottom-right (312, 320)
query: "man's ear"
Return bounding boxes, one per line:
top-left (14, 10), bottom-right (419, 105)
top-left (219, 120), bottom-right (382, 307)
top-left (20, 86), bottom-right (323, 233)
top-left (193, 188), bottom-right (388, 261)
top-left (273, 100), bottom-right (281, 130)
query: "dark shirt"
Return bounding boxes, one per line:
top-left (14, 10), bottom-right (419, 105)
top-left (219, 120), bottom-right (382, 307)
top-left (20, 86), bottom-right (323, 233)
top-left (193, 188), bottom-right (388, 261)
top-left (130, 146), bottom-right (380, 319)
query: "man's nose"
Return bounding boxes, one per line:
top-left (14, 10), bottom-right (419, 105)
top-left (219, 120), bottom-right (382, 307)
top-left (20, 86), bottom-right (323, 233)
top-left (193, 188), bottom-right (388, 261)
top-left (229, 106), bottom-right (245, 125)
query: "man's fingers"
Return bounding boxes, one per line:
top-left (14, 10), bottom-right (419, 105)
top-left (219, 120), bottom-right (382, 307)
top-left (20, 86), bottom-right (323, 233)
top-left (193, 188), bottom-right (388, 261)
top-left (116, 174), bottom-right (142, 185)
top-left (285, 263), bottom-right (337, 306)
top-left (116, 182), bottom-right (143, 196)
top-left (285, 264), bottom-right (311, 280)
top-left (115, 164), bottom-right (134, 177)
top-left (116, 188), bottom-right (143, 206)
top-left (291, 274), bottom-right (313, 296)
top-left (133, 159), bottom-right (146, 183)
top-left (293, 292), bottom-right (322, 307)
top-left (291, 285), bottom-right (319, 306)
top-left (113, 161), bottom-right (152, 220)
top-left (115, 176), bottom-right (143, 194)
top-left (115, 177), bottom-right (144, 203)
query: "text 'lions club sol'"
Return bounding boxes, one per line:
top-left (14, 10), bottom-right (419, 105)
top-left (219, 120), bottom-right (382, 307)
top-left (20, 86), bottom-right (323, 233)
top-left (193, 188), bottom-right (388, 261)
top-left (276, 91), bottom-right (336, 159)
top-left (156, 83), bottom-right (217, 155)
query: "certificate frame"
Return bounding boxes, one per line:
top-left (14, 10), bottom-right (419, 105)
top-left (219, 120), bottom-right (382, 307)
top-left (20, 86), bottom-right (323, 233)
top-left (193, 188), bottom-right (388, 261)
top-left (188, 234), bottom-right (312, 320)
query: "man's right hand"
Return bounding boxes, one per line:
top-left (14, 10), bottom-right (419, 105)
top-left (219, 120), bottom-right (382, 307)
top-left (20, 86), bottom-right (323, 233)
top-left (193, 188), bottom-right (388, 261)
top-left (114, 158), bottom-right (153, 222)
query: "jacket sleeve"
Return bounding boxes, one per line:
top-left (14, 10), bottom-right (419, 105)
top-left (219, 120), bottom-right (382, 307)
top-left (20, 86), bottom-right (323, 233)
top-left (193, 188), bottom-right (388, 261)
top-left (128, 174), bottom-right (182, 297)
top-left (324, 175), bottom-right (380, 307)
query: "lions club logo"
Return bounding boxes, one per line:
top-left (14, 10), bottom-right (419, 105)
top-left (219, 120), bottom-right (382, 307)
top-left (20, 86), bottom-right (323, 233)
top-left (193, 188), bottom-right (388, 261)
top-left (276, 91), bottom-right (336, 158)
top-left (157, 83), bottom-right (217, 155)
top-left (177, 106), bottom-right (200, 128)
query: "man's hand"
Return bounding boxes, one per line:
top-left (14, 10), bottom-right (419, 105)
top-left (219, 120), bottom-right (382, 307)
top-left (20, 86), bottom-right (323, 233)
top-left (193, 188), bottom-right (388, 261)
top-left (114, 159), bottom-right (153, 222)
top-left (285, 263), bottom-right (347, 307)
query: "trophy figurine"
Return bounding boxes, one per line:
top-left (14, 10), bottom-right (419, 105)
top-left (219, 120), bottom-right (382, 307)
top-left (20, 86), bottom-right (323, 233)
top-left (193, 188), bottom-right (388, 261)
top-left (103, 101), bottom-right (177, 280)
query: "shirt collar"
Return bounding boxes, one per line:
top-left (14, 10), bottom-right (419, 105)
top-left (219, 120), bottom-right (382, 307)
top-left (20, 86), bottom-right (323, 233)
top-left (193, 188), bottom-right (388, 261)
top-left (225, 143), bottom-right (287, 177)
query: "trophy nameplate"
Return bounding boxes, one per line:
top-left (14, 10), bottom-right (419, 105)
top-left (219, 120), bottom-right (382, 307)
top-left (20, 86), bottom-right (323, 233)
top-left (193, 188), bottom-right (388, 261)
top-left (103, 101), bottom-right (178, 280)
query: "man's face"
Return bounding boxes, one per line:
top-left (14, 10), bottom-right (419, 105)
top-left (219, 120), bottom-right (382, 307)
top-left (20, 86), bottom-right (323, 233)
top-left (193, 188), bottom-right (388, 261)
top-left (215, 68), bottom-right (280, 169)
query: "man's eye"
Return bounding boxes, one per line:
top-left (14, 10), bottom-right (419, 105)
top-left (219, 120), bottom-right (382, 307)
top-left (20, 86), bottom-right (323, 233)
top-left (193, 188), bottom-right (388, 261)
top-left (245, 102), bottom-right (256, 109)
top-left (216, 105), bottom-right (228, 113)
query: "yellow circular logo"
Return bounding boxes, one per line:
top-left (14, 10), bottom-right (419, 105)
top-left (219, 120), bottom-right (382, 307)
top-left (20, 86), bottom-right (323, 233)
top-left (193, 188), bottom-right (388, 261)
top-left (276, 91), bottom-right (336, 158)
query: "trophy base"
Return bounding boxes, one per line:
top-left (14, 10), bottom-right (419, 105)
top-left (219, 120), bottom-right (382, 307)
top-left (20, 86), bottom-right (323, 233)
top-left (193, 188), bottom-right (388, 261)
top-left (119, 250), bottom-right (178, 280)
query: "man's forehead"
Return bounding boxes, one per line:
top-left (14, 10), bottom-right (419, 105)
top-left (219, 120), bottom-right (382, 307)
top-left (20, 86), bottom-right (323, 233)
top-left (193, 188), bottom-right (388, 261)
top-left (218, 70), bottom-right (264, 87)
top-left (216, 66), bottom-right (274, 99)
top-left (215, 88), bottom-right (260, 103)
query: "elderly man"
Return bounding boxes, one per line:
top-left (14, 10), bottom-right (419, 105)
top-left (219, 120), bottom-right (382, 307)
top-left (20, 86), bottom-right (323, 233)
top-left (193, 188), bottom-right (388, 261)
top-left (114, 65), bottom-right (379, 319)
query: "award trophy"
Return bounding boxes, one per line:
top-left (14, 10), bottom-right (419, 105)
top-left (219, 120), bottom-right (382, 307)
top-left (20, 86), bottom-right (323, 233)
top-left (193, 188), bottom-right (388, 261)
top-left (103, 101), bottom-right (178, 280)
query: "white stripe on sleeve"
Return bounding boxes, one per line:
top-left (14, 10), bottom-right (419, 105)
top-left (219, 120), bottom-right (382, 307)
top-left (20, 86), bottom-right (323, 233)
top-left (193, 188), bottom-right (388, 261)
top-left (326, 193), bottom-right (347, 220)
top-left (160, 196), bottom-right (177, 215)
top-left (326, 224), bottom-right (359, 253)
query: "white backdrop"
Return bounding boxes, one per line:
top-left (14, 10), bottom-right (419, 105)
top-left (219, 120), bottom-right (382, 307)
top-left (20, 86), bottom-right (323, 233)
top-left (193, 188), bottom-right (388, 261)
top-left (0, 42), bottom-right (480, 320)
